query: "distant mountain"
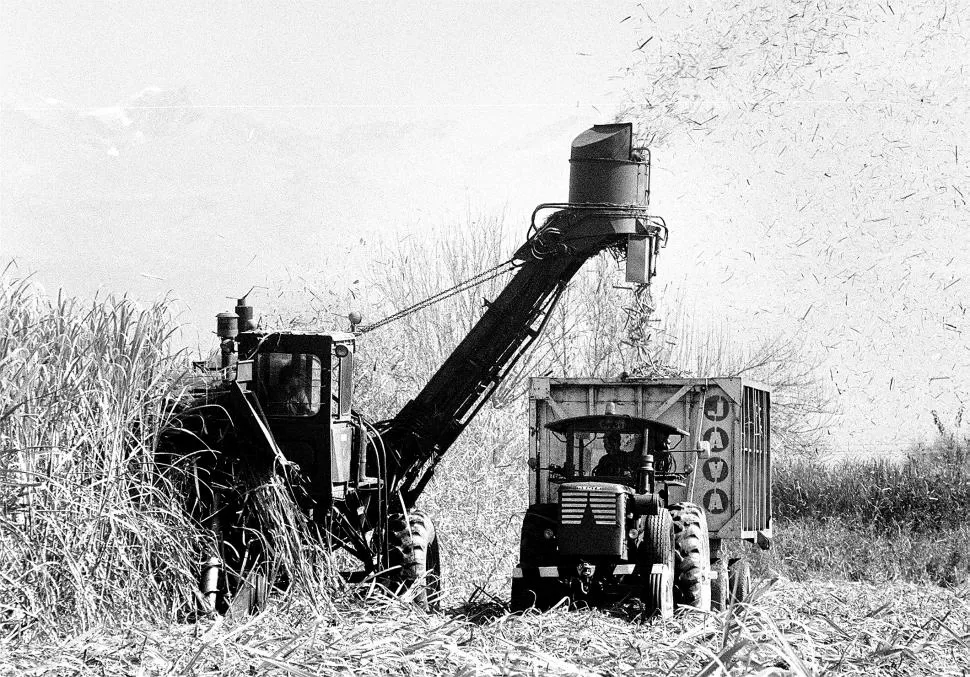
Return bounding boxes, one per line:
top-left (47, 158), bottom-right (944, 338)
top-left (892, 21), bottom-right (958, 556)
top-left (1, 88), bottom-right (364, 323)
top-left (2, 87), bottom-right (597, 350)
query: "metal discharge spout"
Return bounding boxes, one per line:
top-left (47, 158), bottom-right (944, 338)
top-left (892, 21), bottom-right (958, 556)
top-left (568, 123), bottom-right (649, 220)
top-left (566, 123), bottom-right (656, 282)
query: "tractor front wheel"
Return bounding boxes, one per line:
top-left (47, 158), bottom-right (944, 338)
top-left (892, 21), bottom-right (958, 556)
top-left (511, 504), bottom-right (564, 612)
top-left (638, 509), bottom-right (674, 618)
top-left (384, 510), bottom-right (442, 611)
top-left (510, 576), bottom-right (565, 612)
top-left (509, 576), bottom-right (532, 612)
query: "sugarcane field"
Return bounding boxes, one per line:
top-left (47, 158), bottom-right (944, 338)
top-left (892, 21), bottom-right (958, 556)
top-left (2, 2), bottom-right (969, 675)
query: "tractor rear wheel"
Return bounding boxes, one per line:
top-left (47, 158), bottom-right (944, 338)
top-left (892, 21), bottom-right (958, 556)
top-left (637, 509), bottom-right (674, 618)
top-left (710, 558), bottom-right (729, 611)
top-left (669, 503), bottom-right (712, 611)
top-left (728, 558), bottom-right (751, 604)
top-left (511, 504), bottom-right (564, 612)
top-left (384, 510), bottom-right (442, 611)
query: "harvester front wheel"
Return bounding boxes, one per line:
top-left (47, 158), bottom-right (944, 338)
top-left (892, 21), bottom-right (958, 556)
top-left (669, 502), bottom-right (712, 611)
top-left (384, 510), bottom-right (442, 611)
top-left (638, 509), bottom-right (674, 618)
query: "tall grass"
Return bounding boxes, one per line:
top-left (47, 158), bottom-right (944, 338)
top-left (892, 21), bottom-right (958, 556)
top-left (0, 270), bottom-right (199, 639)
top-left (763, 517), bottom-right (970, 587)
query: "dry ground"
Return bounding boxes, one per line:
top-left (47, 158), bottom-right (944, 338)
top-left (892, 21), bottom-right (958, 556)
top-left (2, 578), bottom-right (967, 676)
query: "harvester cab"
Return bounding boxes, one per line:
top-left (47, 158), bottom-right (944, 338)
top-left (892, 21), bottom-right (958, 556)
top-left (236, 331), bottom-right (358, 500)
top-left (211, 296), bottom-right (363, 509)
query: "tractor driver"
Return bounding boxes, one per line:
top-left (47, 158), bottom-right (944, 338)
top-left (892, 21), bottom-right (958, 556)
top-left (593, 431), bottom-right (636, 477)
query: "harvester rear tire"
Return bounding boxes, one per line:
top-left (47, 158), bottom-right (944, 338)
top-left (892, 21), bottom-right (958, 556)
top-left (669, 503), bottom-right (712, 612)
top-left (728, 558), bottom-right (751, 604)
top-left (511, 504), bottom-right (564, 612)
top-left (385, 510), bottom-right (442, 611)
top-left (710, 559), bottom-right (729, 611)
top-left (637, 509), bottom-right (674, 618)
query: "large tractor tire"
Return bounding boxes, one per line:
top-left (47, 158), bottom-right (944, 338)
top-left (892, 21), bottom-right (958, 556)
top-left (637, 509), bottom-right (674, 618)
top-left (385, 510), bottom-right (442, 611)
top-left (511, 504), bottom-right (564, 612)
top-left (710, 558), bottom-right (730, 611)
top-left (669, 503), bottom-right (712, 612)
top-left (728, 558), bottom-right (751, 604)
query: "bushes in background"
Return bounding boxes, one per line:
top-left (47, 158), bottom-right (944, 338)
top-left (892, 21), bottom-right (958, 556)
top-left (773, 425), bottom-right (970, 531)
top-left (768, 417), bottom-right (970, 586)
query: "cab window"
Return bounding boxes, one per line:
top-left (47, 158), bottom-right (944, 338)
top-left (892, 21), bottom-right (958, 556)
top-left (255, 352), bottom-right (322, 417)
top-left (540, 430), bottom-right (643, 494)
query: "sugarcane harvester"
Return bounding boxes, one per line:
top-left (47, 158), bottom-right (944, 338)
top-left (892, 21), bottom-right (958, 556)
top-left (165, 123), bottom-right (667, 610)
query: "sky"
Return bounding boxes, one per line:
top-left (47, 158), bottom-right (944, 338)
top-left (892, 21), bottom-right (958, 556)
top-left (2, 2), bottom-right (630, 110)
top-left (2, 1), bottom-right (637, 302)
top-left (2, 0), bottom-right (968, 456)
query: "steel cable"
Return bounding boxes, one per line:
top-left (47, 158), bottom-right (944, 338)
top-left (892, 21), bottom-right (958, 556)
top-left (355, 259), bottom-right (518, 334)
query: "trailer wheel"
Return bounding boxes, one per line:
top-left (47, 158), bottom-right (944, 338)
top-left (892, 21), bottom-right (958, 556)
top-left (710, 559), bottom-right (729, 611)
top-left (637, 509), bottom-right (674, 618)
top-left (669, 503), bottom-right (712, 611)
top-left (384, 510), bottom-right (442, 611)
top-left (511, 504), bottom-right (564, 611)
top-left (728, 558), bottom-right (751, 604)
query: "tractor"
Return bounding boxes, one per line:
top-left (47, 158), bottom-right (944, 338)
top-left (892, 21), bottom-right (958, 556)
top-left (512, 377), bottom-right (772, 616)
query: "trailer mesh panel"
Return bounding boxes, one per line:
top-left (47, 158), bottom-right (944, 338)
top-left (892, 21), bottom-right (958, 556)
top-left (741, 385), bottom-right (771, 533)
